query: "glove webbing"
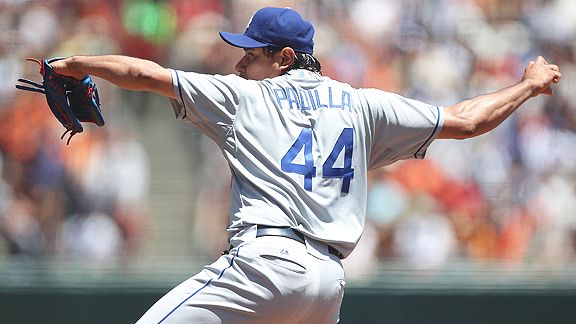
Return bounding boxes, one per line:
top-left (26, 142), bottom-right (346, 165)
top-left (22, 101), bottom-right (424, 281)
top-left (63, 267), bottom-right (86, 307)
top-left (15, 58), bottom-right (83, 144)
top-left (16, 77), bottom-right (81, 145)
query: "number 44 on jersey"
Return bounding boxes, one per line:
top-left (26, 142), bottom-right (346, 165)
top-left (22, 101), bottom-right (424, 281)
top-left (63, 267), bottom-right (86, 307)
top-left (281, 128), bottom-right (355, 194)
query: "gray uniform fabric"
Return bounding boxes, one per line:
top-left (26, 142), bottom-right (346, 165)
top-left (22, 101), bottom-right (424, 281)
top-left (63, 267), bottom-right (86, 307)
top-left (136, 69), bottom-right (442, 323)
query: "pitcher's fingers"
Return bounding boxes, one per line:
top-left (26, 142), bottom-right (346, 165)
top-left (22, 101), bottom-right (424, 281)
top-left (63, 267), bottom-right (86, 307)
top-left (539, 56), bottom-right (548, 64)
top-left (552, 71), bottom-right (561, 83)
top-left (525, 60), bottom-right (535, 73)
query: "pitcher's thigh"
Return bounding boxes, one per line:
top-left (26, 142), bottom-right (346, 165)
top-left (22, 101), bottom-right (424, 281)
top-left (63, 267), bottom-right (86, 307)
top-left (135, 255), bottom-right (240, 324)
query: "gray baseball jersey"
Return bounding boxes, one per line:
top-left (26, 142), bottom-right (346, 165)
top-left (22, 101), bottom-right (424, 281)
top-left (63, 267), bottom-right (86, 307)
top-left (169, 69), bottom-right (443, 258)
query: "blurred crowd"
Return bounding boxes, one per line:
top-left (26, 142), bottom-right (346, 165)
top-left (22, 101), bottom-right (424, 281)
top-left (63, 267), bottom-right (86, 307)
top-left (1, 0), bottom-right (576, 275)
top-left (0, 0), bottom-right (153, 261)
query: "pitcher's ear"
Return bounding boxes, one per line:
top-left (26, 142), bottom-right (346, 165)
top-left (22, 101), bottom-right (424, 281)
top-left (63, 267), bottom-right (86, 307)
top-left (279, 47), bottom-right (296, 71)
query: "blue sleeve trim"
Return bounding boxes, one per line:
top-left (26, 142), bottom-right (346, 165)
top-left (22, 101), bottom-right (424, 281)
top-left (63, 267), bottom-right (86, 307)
top-left (414, 105), bottom-right (441, 159)
top-left (175, 70), bottom-right (187, 120)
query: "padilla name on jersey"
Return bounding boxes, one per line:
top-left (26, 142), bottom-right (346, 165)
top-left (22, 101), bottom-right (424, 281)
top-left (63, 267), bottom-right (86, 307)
top-left (169, 68), bottom-right (443, 258)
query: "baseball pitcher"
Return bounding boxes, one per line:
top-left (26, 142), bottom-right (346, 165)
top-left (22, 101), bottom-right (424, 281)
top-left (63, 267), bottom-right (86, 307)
top-left (38, 7), bottom-right (560, 324)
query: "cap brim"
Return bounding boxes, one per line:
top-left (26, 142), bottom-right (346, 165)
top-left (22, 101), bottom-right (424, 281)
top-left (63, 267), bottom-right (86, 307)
top-left (219, 32), bottom-right (269, 49)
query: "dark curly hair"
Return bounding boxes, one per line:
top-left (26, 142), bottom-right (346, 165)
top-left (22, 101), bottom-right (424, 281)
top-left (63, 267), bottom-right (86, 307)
top-left (265, 47), bottom-right (322, 74)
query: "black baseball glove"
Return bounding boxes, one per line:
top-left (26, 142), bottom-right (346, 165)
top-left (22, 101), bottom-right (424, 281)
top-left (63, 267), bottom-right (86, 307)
top-left (15, 57), bottom-right (104, 144)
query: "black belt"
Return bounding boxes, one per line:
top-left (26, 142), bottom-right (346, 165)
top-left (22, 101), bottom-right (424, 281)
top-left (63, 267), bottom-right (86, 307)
top-left (256, 225), bottom-right (343, 259)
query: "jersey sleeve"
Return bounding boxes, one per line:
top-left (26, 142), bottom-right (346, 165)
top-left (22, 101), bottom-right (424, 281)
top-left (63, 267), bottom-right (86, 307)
top-left (169, 69), bottom-right (244, 146)
top-left (358, 89), bottom-right (444, 170)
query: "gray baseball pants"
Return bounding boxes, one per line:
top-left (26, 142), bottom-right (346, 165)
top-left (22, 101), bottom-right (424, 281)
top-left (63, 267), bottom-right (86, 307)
top-left (136, 229), bottom-right (345, 323)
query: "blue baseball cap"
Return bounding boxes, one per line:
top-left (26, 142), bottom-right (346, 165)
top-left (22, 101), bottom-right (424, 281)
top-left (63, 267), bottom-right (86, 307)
top-left (219, 7), bottom-right (315, 54)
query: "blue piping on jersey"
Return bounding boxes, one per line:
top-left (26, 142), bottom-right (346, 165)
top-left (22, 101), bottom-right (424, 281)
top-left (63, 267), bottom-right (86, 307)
top-left (175, 70), bottom-right (187, 119)
top-left (414, 105), bottom-right (441, 159)
top-left (157, 247), bottom-right (241, 323)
